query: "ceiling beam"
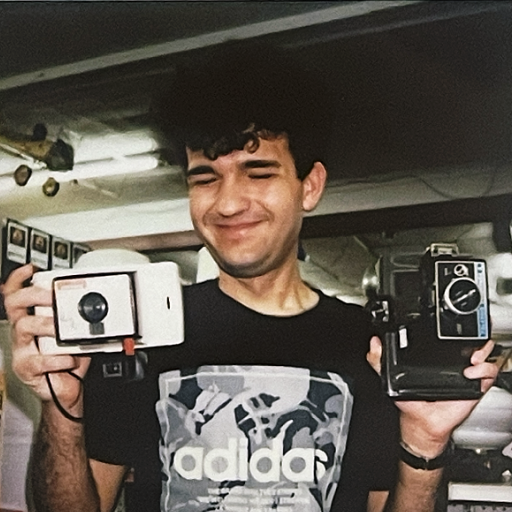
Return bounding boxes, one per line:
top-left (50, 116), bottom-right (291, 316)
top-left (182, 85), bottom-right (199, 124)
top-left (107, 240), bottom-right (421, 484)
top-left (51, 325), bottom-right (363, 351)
top-left (0, 1), bottom-right (422, 91)
top-left (301, 193), bottom-right (512, 239)
top-left (85, 193), bottom-right (512, 252)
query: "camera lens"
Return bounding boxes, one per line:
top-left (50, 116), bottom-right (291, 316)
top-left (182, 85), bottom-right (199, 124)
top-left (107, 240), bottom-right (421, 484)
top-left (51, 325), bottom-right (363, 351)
top-left (444, 278), bottom-right (481, 315)
top-left (78, 292), bottom-right (109, 324)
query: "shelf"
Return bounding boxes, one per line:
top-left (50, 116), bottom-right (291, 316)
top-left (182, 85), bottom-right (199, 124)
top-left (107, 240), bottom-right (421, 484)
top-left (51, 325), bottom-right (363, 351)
top-left (449, 482), bottom-right (512, 503)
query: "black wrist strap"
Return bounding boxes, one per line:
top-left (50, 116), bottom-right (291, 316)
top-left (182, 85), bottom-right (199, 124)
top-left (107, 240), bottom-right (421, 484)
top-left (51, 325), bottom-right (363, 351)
top-left (45, 371), bottom-right (84, 423)
top-left (399, 440), bottom-right (452, 470)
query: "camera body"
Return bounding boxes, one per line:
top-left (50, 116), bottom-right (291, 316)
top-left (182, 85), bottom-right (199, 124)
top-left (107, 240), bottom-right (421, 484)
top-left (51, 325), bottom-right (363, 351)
top-left (33, 261), bottom-right (184, 355)
top-left (368, 243), bottom-right (490, 400)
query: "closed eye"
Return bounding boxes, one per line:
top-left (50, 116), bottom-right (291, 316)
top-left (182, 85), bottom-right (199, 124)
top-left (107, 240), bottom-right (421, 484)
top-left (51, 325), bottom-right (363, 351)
top-left (188, 176), bottom-right (217, 187)
top-left (243, 159), bottom-right (280, 179)
top-left (249, 173), bottom-right (275, 180)
top-left (186, 165), bottom-right (217, 187)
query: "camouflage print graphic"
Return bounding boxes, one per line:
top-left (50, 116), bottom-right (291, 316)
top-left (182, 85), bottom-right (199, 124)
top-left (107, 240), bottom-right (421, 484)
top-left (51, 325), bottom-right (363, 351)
top-left (156, 366), bottom-right (353, 511)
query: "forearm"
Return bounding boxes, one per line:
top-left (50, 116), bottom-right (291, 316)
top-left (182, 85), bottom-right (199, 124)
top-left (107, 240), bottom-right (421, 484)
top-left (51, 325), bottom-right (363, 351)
top-left (384, 462), bottom-right (443, 512)
top-left (383, 414), bottom-right (449, 512)
top-left (31, 400), bottom-right (100, 512)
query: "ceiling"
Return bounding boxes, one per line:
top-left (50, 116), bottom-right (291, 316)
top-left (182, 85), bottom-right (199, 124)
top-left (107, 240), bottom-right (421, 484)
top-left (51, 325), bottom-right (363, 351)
top-left (1, 1), bottom-right (512, 250)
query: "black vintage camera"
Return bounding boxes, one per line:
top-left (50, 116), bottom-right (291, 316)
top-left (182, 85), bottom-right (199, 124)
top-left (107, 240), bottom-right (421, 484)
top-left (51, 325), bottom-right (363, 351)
top-left (367, 243), bottom-right (490, 400)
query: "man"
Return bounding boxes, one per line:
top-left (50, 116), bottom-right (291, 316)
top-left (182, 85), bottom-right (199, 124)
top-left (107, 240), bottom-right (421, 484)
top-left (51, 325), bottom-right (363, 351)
top-left (3, 45), bottom-right (497, 512)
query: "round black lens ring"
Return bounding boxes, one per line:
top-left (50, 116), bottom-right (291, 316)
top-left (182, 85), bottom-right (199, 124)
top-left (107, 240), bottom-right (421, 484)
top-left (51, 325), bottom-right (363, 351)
top-left (78, 292), bottom-right (109, 324)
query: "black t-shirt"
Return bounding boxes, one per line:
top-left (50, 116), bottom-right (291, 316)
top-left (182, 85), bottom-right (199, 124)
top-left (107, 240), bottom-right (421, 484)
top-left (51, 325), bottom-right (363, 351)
top-left (84, 280), bottom-right (399, 512)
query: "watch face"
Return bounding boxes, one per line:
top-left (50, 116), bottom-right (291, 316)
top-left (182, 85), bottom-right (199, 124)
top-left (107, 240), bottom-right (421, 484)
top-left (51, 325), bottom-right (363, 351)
top-left (444, 277), bottom-right (481, 315)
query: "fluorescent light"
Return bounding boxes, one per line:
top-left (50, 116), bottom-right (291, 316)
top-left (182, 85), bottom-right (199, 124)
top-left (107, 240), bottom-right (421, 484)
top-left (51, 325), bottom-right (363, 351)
top-left (0, 130), bottom-right (159, 177)
top-left (59, 154), bottom-right (159, 181)
top-left (73, 130), bottom-right (159, 162)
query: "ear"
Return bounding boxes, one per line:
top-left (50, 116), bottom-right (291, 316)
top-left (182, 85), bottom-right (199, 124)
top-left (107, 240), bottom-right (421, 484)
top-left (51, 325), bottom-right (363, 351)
top-left (301, 161), bottom-right (327, 212)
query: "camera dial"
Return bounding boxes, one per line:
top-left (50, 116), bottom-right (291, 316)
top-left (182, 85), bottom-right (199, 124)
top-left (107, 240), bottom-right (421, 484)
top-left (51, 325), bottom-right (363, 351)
top-left (443, 277), bottom-right (481, 315)
top-left (78, 292), bottom-right (109, 324)
top-left (453, 264), bottom-right (469, 277)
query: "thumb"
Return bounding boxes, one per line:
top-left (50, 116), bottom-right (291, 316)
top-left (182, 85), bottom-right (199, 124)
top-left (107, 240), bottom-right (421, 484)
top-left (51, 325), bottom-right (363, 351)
top-left (366, 336), bottom-right (382, 375)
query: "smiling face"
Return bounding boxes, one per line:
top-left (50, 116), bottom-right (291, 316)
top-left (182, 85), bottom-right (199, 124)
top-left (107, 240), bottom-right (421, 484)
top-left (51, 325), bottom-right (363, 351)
top-left (186, 136), bottom-right (326, 279)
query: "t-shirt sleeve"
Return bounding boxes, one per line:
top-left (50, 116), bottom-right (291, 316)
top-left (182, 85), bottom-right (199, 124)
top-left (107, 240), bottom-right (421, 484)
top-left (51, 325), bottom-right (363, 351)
top-left (339, 368), bottom-right (399, 494)
top-left (337, 300), bottom-right (400, 493)
top-left (357, 380), bottom-right (400, 491)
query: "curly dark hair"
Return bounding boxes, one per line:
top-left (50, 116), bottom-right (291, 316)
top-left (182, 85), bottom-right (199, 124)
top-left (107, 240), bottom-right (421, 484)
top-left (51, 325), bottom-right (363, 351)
top-left (152, 43), bottom-right (335, 180)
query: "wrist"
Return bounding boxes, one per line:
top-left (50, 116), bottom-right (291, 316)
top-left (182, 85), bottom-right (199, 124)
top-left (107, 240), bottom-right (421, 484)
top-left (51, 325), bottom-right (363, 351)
top-left (399, 417), bottom-right (451, 458)
top-left (42, 370), bottom-right (85, 423)
top-left (43, 394), bottom-right (84, 424)
top-left (399, 439), bottom-right (453, 470)
top-left (399, 435), bottom-right (449, 459)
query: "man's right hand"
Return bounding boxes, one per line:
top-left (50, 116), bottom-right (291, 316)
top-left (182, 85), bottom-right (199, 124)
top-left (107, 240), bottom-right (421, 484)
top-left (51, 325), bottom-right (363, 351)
top-left (2, 264), bottom-right (90, 413)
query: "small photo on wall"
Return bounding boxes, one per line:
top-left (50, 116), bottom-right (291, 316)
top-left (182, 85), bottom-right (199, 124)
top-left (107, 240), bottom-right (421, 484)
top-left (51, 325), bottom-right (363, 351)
top-left (71, 243), bottom-right (90, 267)
top-left (30, 229), bottom-right (51, 270)
top-left (6, 219), bottom-right (29, 265)
top-left (52, 238), bottom-right (71, 269)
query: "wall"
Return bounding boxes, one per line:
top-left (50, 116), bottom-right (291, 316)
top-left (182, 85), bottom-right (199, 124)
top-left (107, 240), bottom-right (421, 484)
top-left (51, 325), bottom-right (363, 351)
top-left (0, 321), bottom-right (40, 512)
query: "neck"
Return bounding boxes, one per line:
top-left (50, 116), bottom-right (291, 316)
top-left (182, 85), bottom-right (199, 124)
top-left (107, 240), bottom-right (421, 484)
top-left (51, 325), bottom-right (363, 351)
top-left (218, 260), bottom-right (318, 316)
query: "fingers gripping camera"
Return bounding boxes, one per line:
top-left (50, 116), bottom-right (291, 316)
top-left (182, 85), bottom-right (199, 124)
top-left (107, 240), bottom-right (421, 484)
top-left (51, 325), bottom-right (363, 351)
top-left (33, 262), bottom-right (184, 355)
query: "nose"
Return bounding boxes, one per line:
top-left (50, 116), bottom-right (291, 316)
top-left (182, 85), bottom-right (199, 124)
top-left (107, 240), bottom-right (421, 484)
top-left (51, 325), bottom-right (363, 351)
top-left (214, 176), bottom-right (249, 217)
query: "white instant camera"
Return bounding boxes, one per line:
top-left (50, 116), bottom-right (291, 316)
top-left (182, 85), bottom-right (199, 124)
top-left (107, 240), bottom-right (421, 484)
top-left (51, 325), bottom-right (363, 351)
top-left (33, 261), bottom-right (184, 355)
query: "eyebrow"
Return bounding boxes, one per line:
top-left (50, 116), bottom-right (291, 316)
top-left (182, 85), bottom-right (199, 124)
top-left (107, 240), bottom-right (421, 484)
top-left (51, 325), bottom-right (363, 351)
top-left (242, 159), bottom-right (281, 169)
top-left (186, 165), bottom-right (215, 178)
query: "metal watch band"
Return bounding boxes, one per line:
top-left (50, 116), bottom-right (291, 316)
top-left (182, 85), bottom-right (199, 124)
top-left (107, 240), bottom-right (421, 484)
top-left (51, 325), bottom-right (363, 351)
top-left (398, 441), bottom-right (452, 470)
